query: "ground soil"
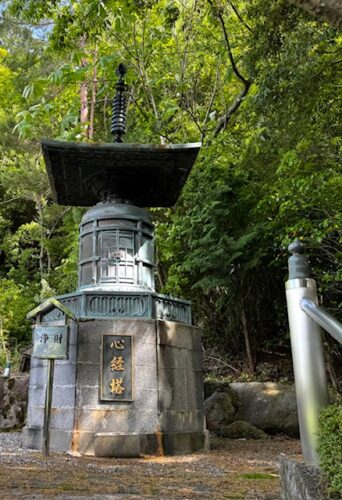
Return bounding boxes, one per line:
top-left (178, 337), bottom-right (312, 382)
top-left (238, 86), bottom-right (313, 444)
top-left (0, 433), bottom-right (302, 499)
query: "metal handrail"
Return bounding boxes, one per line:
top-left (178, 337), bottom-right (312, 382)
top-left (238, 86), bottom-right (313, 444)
top-left (285, 240), bottom-right (340, 466)
top-left (300, 298), bottom-right (342, 345)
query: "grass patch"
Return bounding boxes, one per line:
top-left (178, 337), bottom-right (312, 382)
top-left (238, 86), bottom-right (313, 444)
top-left (59, 483), bottom-right (76, 491)
top-left (238, 472), bottom-right (277, 480)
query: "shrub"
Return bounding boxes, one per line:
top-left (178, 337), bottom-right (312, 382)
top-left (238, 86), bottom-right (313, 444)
top-left (318, 403), bottom-right (342, 497)
top-left (0, 279), bottom-right (34, 346)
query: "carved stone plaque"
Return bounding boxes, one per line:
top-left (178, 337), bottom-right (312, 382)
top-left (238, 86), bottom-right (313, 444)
top-left (33, 325), bottom-right (69, 359)
top-left (100, 334), bottom-right (133, 402)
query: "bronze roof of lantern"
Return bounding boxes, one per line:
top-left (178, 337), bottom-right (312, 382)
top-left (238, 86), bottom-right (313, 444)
top-left (42, 140), bottom-right (201, 207)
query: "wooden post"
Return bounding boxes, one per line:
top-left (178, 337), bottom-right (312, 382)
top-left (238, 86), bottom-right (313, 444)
top-left (43, 358), bottom-right (55, 456)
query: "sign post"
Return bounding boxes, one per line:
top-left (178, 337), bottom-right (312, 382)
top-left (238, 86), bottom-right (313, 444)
top-left (28, 298), bottom-right (76, 456)
top-left (43, 357), bottom-right (54, 456)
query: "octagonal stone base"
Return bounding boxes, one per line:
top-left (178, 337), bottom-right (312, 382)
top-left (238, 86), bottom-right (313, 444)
top-left (23, 319), bottom-right (208, 456)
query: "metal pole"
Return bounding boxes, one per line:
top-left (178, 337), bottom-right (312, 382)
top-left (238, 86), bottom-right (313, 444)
top-left (285, 240), bottom-right (329, 466)
top-left (300, 298), bottom-right (342, 345)
top-left (0, 318), bottom-right (11, 378)
top-left (43, 358), bottom-right (54, 456)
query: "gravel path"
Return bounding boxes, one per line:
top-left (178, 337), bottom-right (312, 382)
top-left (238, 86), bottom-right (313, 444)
top-left (0, 432), bottom-right (302, 499)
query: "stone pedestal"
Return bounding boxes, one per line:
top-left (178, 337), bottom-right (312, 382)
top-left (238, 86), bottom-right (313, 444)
top-left (23, 319), bottom-right (208, 456)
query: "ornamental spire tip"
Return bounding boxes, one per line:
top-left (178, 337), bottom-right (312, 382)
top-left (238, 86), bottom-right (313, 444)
top-left (111, 63), bottom-right (128, 143)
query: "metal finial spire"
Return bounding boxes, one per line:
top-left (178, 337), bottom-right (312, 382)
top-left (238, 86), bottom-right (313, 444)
top-left (111, 63), bottom-right (128, 143)
top-left (288, 239), bottom-right (310, 279)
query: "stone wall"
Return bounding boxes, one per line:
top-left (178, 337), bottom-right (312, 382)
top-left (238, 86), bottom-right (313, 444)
top-left (21, 318), bottom-right (207, 456)
top-left (73, 318), bottom-right (160, 455)
top-left (157, 320), bottom-right (207, 454)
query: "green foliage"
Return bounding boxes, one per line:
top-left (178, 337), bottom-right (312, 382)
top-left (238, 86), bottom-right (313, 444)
top-left (318, 404), bottom-right (342, 497)
top-left (0, 18), bottom-right (83, 351)
top-left (0, 0), bottom-right (340, 377)
top-left (0, 279), bottom-right (35, 345)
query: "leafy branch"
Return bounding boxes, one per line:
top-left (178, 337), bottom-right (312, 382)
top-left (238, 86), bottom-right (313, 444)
top-left (228, 2), bottom-right (252, 32)
top-left (207, 0), bottom-right (252, 136)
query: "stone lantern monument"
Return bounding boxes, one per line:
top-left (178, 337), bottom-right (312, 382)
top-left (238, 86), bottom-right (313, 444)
top-left (23, 65), bottom-right (208, 457)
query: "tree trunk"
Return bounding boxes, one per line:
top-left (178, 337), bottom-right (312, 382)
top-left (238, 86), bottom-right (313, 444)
top-left (325, 338), bottom-right (340, 392)
top-left (288, 0), bottom-right (342, 28)
top-left (88, 61), bottom-right (97, 140)
top-left (80, 82), bottom-right (88, 134)
top-left (240, 306), bottom-right (255, 374)
top-left (80, 36), bottom-right (89, 137)
top-left (35, 196), bottom-right (45, 279)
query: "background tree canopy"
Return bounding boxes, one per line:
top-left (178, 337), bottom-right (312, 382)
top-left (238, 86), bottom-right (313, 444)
top-left (0, 0), bottom-right (341, 383)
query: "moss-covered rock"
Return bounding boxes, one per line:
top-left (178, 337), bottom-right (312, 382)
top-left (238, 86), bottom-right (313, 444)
top-left (204, 389), bottom-right (240, 431)
top-left (218, 420), bottom-right (268, 439)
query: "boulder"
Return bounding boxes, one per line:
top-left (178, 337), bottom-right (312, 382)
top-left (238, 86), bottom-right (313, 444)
top-left (230, 382), bottom-right (299, 436)
top-left (204, 388), bottom-right (240, 431)
top-left (203, 380), bottom-right (232, 399)
top-left (219, 420), bottom-right (268, 439)
top-left (0, 374), bottom-right (29, 430)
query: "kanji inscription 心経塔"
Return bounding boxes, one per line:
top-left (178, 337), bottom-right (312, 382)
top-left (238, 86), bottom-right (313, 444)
top-left (109, 378), bottom-right (125, 395)
top-left (110, 356), bottom-right (125, 371)
top-left (101, 334), bottom-right (133, 401)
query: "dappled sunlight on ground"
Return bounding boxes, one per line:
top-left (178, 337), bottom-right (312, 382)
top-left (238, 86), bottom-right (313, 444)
top-left (0, 434), bottom-right (301, 499)
top-left (142, 454), bottom-right (206, 464)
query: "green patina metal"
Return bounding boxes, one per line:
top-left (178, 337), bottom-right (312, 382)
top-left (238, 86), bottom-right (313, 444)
top-left (37, 290), bottom-right (192, 325)
top-left (41, 140), bottom-right (201, 207)
top-left (78, 202), bottom-right (154, 292)
top-left (35, 65), bottom-right (199, 325)
top-left (288, 240), bottom-right (311, 280)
